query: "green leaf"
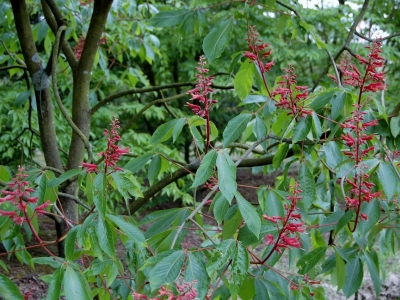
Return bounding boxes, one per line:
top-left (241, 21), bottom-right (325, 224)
top-left (253, 115), bottom-right (267, 149)
top-left (209, 121), bottom-right (219, 141)
top-left (47, 169), bottom-right (82, 188)
top-left (336, 210), bottom-right (354, 233)
top-left (390, 115), bottom-right (400, 137)
top-left (148, 155), bottom-right (161, 184)
top-left (231, 242), bottom-right (249, 285)
top-left (93, 172), bottom-right (106, 218)
top-left (0, 274), bottom-right (24, 300)
top-left (14, 90), bottom-right (31, 107)
top-left (309, 89), bottom-right (338, 111)
top-left (214, 192), bottom-right (230, 225)
top-left (149, 119), bottom-right (179, 145)
top-left (216, 150), bottom-right (237, 203)
top-left (32, 257), bottom-right (64, 268)
top-left (323, 142), bottom-right (343, 169)
top-left (189, 125), bottom-right (204, 152)
top-left (202, 18), bottom-right (234, 62)
top-left (207, 239), bottom-right (236, 278)
top-left (63, 266), bottom-right (91, 300)
top-left (254, 278), bottom-right (271, 300)
top-left (234, 59), bottom-right (255, 100)
top-left (65, 226), bottom-right (80, 261)
top-left (264, 189), bottom-right (284, 217)
top-left (273, 143), bottom-right (289, 168)
top-left (124, 153), bottom-right (154, 174)
top-left (292, 115), bottom-right (312, 143)
top-left (46, 266), bottom-right (64, 300)
top-left (330, 91), bottom-right (346, 120)
top-left (172, 118), bottom-right (187, 142)
top-left (311, 111), bottom-right (322, 140)
top-left (238, 225), bottom-right (259, 246)
top-left (242, 94), bottom-right (269, 105)
top-left (107, 214), bottom-right (145, 243)
top-left (357, 200), bottom-right (380, 236)
top-left (378, 161), bottom-right (398, 200)
top-left (185, 253), bottom-right (209, 300)
top-left (296, 246), bottom-right (327, 274)
top-left (238, 277), bottom-right (256, 300)
top-left (111, 171), bottom-right (143, 213)
top-left (95, 217), bottom-right (115, 258)
top-left (0, 165), bottom-right (11, 182)
top-left (179, 11), bottom-right (198, 37)
top-left (223, 205), bottom-right (242, 239)
top-left (223, 113), bottom-right (253, 148)
top-left (343, 258), bottom-right (363, 297)
top-left (364, 251), bottom-right (381, 298)
top-left (191, 150), bottom-right (217, 188)
top-left (149, 10), bottom-right (190, 27)
top-left (235, 191), bottom-right (261, 237)
top-left (298, 163), bottom-right (315, 209)
top-left (148, 250), bottom-right (185, 291)
top-left (334, 248), bottom-right (346, 291)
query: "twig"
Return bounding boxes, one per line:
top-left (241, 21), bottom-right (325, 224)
top-left (326, 49), bottom-right (342, 88)
top-left (58, 192), bottom-right (91, 210)
top-left (355, 31), bottom-right (400, 42)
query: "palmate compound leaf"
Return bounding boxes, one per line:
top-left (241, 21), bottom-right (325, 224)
top-left (148, 250), bottom-right (185, 291)
top-left (203, 18), bottom-right (234, 63)
top-left (191, 149), bottom-right (217, 188)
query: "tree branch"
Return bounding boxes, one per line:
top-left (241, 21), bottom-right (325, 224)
top-left (51, 26), bottom-right (93, 162)
top-left (0, 65), bottom-right (27, 71)
top-left (91, 82), bottom-right (234, 114)
top-left (41, 0), bottom-right (78, 69)
top-left (311, 0), bottom-right (370, 91)
top-left (355, 31), bottom-right (400, 42)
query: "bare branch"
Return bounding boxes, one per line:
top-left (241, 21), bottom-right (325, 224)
top-left (355, 31), bottom-right (400, 42)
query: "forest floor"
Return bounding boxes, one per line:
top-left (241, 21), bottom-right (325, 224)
top-left (0, 169), bottom-right (399, 299)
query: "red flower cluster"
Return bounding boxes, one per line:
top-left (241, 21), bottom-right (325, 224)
top-left (245, 26), bottom-right (275, 74)
top-left (273, 65), bottom-right (312, 118)
top-left (74, 34), bottom-right (107, 60)
top-left (345, 173), bottom-right (381, 210)
top-left (0, 166), bottom-right (51, 225)
top-left (329, 41), bottom-right (386, 92)
top-left (133, 281), bottom-right (197, 300)
top-left (263, 183), bottom-right (305, 259)
top-left (82, 117), bottom-right (129, 174)
top-left (186, 56), bottom-right (217, 118)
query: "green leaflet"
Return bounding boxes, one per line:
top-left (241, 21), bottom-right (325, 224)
top-left (216, 150), bottom-right (237, 203)
top-left (377, 161), bottom-right (398, 200)
top-left (95, 217), bottom-right (116, 258)
top-left (206, 239), bottom-right (236, 278)
top-left (231, 241), bottom-right (249, 285)
top-left (185, 252), bottom-right (209, 300)
top-left (213, 192), bottom-right (230, 225)
top-left (297, 246), bottom-right (327, 274)
top-left (64, 226), bottom-right (80, 261)
top-left (0, 274), bottom-right (24, 300)
top-left (149, 10), bottom-right (190, 27)
top-left (191, 149), bottom-right (217, 188)
top-left (298, 163), bottom-right (316, 209)
top-left (148, 250), bottom-right (185, 291)
top-left (148, 154), bottom-right (161, 185)
top-left (223, 113), bottom-right (253, 148)
top-left (364, 250), bottom-right (381, 298)
top-left (309, 89), bottom-right (338, 111)
top-left (292, 115), bottom-right (312, 143)
top-left (47, 169), bottom-right (82, 188)
top-left (124, 153), bottom-right (154, 174)
top-left (235, 191), bottom-right (261, 237)
top-left (107, 214), bottom-right (145, 244)
top-left (234, 59), bottom-right (255, 100)
top-left (342, 258), bottom-right (363, 297)
top-left (334, 248), bottom-right (346, 291)
top-left (46, 266), bottom-right (64, 300)
top-left (202, 18), bottom-right (234, 62)
top-left (149, 118), bottom-right (181, 145)
top-left (63, 266), bottom-right (91, 300)
top-left (273, 143), bottom-right (290, 168)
